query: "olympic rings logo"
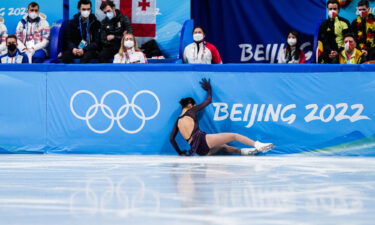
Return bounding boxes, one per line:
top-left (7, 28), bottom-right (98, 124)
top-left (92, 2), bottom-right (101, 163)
top-left (70, 90), bottom-right (160, 134)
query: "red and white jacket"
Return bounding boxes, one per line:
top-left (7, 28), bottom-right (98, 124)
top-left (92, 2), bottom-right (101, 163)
top-left (183, 41), bottom-right (222, 64)
top-left (0, 18), bottom-right (7, 54)
top-left (16, 13), bottom-right (50, 53)
top-left (113, 48), bottom-right (148, 63)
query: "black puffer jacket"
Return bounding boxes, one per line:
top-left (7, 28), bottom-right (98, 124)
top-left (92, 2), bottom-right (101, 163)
top-left (64, 13), bottom-right (101, 52)
top-left (101, 9), bottom-right (132, 48)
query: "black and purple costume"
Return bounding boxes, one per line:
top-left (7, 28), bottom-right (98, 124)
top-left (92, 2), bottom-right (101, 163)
top-left (170, 85), bottom-right (212, 156)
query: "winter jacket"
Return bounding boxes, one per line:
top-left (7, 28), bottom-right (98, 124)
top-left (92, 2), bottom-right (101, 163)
top-left (113, 48), bottom-right (147, 63)
top-left (318, 16), bottom-right (351, 63)
top-left (183, 41), bottom-right (222, 64)
top-left (337, 48), bottom-right (365, 64)
top-left (64, 13), bottom-right (101, 52)
top-left (15, 13), bottom-right (50, 53)
top-left (0, 49), bottom-right (29, 64)
top-left (0, 17), bottom-right (7, 54)
top-left (278, 48), bottom-right (306, 64)
top-left (101, 9), bottom-right (132, 48)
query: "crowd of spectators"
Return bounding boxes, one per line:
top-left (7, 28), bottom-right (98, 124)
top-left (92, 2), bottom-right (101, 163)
top-left (0, 0), bottom-right (374, 65)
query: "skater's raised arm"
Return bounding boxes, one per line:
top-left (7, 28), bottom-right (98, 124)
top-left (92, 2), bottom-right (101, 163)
top-left (192, 78), bottom-right (212, 112)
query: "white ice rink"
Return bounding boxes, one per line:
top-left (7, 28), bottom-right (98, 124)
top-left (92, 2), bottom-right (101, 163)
top-left (0, 155), bottom-right (374, 225)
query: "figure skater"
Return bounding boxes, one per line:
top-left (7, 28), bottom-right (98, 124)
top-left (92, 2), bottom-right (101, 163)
top-left (170, 78), bottom-right (275, 156)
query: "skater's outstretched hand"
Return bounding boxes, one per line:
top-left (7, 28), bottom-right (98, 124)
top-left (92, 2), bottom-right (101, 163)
top-left (200, 78), bottom-right (211, 91)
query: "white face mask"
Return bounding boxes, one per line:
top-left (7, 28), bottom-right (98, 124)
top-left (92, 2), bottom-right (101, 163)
top-left (193, 33), bottom-right (204, 42)
top-left (106, 11), bottom-right (114, 20)
top-left (81, 10), bottom-right (90, 18)
top-left (124, 40), bottom-right (134, 49)
top-left (287, 38), bottom-right (297, 46)
top-left (328, 9), bottom-right (338, 19)
top-left (28, 12), bottom-right (38, 20)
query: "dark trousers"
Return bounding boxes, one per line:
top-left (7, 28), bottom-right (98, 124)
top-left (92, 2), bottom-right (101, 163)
top-left (98, 46), bottom-right (119, 63)
top-left (62, 50), bottom-right (97, 64)
top-left (367, 47), bottom-right (375, 61)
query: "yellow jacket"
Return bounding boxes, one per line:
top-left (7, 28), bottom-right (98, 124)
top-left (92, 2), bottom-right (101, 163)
top-left (338, 48), bottom-right (364, 64)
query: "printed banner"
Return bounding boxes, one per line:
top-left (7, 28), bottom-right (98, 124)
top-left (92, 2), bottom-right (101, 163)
top-left (93, 0), bottom-right (190, 57)
top-left (192, 0), bottom-right (327, 63)
top-left (49, 69), bottom-right (375, 156)
top-left (0, 71), bottom-right (46, 153)
top-left (1, 64), bottom-right (375, 156)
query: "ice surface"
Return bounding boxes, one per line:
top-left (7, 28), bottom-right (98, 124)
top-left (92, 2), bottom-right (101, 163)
top-left (0, 155), bottom-right (374, 225)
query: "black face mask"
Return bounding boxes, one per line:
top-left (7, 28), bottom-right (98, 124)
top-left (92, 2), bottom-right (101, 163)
top-left (7, 44), bottom-right (17, 52)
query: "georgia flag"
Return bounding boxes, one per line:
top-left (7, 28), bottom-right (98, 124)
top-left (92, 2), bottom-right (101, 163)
top-left (96, 0), bottom-right (156, 37)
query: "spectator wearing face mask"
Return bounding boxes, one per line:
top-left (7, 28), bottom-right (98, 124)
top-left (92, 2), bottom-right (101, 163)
top-left (0, 17), bottom-right (8, 55)
top-left (62, 0), bottom-right (101, 64)
top-left (318, 0), bottom-right (351, 63)
top-left (351, 0), bottom-right (375, 61)
top-left (98, 0), bottom-right (132, 63)
top-left (15, 2), bottom-right (50, 63)
top-left (278, 31), bottom-right (306, 64)
top-left (335, 33), bottom-right (365, 64)
top-left (183, 26), bottom-right (222, 64)
top-left (0, 35), bottom-right (29, 64)
top-left (113, 33), bottom-right (147, 63)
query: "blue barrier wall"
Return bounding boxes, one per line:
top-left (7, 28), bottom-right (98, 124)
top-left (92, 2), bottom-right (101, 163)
top-left (1, 64), bottom-right (375, 156)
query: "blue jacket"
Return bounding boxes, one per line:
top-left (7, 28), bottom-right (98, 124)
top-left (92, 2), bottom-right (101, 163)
top-left (0, 49), bottom-right (29, 64)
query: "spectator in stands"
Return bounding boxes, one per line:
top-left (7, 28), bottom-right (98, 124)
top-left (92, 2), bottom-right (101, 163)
top-left (113, 33), bottom-right (147, 63)
top-left (351, 0), bottom-right (375, 61)
top-left (98, 0), bottom-right (132, 63)
top-left (183, 26), bottom-right (222, 64)
top-left (0, 17), bottom-right (8, 55)
top-left (278, 31), bottom-right (306, 63)
top-left (335, 33), bottom-right (365, 64)
top-left (0, 35), bottom-right (29, 64)
top-left (15, 2), bottom-right (50, 63)
top-left (62, 0), bottom-right (101, 64)
top-left (318, 0), bottom-right (351, 63)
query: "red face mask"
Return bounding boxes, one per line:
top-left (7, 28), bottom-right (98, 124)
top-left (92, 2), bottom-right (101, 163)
top-left (360, 10), bottom-right (368, 18)
top-left (329, 10), bottom-right (338, 19)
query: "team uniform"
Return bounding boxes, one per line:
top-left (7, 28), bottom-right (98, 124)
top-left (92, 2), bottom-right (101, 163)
top-left (278, 48), bottom-right (306, 63)
top-left (0, 50), bottom-right (29, 64)
top-left (15, 13), bottom-right (50, 63)
top-left (183, 41), bottom-right (222, 64)
top-left (113, 48), bottom-right (147, 63)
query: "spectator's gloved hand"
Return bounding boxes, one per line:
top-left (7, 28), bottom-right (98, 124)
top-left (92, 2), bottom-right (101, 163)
top-left (200, 78), bottom-right (211, 91)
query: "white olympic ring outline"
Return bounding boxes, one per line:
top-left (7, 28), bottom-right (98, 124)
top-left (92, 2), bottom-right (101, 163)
top-left (70, 89), bottom-right (160, 134)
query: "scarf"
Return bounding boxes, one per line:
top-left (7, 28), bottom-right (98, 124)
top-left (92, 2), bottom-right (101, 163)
top-left (355, 13), bottom-right (375, 50)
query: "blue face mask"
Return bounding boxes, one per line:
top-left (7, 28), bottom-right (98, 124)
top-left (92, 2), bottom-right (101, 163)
top-left (106, 11), bottom-right (114, 20)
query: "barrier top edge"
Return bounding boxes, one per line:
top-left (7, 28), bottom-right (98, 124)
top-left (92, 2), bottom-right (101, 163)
top-left (0, 64), bottom-right (374, 72)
